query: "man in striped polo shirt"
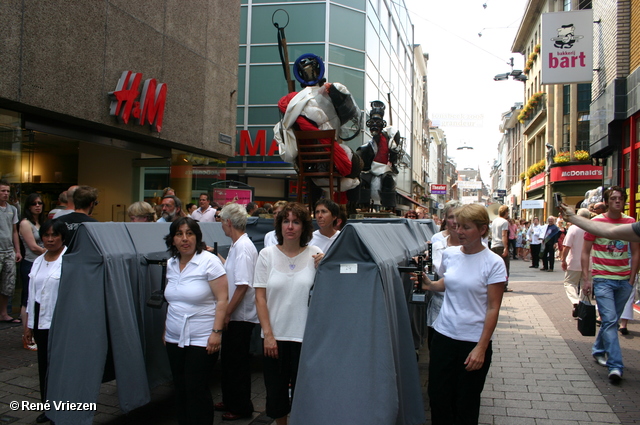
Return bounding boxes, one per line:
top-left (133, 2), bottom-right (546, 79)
top-left (581, 186), bottom-right (640, 384)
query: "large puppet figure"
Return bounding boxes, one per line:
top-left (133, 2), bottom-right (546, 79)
top-left (274, 54), bottom-right (363, 197)
top-left (348, 100), bottom-right (401, 209)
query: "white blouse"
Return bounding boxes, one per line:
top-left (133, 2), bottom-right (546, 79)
top-left (254, 245), bottom-right (322, 342)
top-left (27, 247), bottom-right (67, 330)
top-left (164, 251), bottom-right (226, 348)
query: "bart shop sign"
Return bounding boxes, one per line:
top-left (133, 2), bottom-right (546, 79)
top-left (550, 164), bottom-right (603, 182)
top-left (109, 71), bottom-right (167, 133)
top-left (431, 184), bottom-right (447, 195)
top-left (541, 10), bottom-right (593, 84)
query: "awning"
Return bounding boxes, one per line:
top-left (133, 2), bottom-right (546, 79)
top-left (398, 192), bottom-right (428, 209)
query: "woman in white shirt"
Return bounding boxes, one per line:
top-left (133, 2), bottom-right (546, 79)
top-left (417, 204), bottom-right (506, 425)
top-left (25, 219), bottom-right (68, 424)
top-left (426, 200), bottom-right (462, 348)
top-left (163, 217), bottom-right (228, 425)
top-left (254, 203), bottom-right (322, 425)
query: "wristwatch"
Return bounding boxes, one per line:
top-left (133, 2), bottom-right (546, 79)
top-left (212, 329), bottom-right (223, 333)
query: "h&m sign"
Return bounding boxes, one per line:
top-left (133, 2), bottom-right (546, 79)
top-left (109, 71), bottom-right (167, 133)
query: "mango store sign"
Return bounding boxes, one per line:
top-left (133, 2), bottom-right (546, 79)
top-left (238, 130), bottom-right (279, 156)
top-left (541, 10), bottom-right (593, 84)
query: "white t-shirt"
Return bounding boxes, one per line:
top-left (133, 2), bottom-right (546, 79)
top-left (263, 230), bottom-right (278, 248)
top-left (27, 247), bottom-right (67, 330)
top-left (164, 251), bottom-right (226, 348)
top-left (563, 224), bottom-right (586, 271)
top-left (490, 217), bottom-right (508, 248)
top-left (434, 246), bottom-right (507, 343)
top-left (431, 231), bottom-right (446, 246)
top-left (225, 233), bottom-right (259, 323)
top-left (309, 229), bottom-right (340, 253)
top-left (254, 245), bottom-right (322, 342)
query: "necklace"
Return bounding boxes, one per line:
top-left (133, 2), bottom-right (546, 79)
top-left (281, 246), bottom-right (303, 270)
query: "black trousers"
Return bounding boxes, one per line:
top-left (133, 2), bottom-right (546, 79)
top-left (530, 243), bottom-right (541, 267)
top-left (428, 331), bottom-right (492, 425)
top-left (165, 343), bottom-right (216, 425)
top-left (221, 321), bottom-right (256, 416)
top-left (509, 238), bottom-right (517, 259)
top-left (262, 340), bottom-right (301, 419)
top-left (32, 302), bottom-right (49, 403)
top-left (541, 242), bottom-right (555, 270)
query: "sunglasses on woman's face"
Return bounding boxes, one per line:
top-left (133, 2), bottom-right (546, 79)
top-left (31, 201), bottom-right (44, 206)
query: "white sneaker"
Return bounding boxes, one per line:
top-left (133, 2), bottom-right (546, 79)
top-left (593, 355), bottom-right (607, 367)
top-left (608, 368), bottom-right (622, 384)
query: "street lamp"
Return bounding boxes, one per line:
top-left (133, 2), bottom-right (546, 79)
top-left (493, 57), bottom-right (527, 82)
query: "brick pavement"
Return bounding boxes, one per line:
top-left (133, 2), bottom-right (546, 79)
top-left (2, 257), bottom-right (640, 424)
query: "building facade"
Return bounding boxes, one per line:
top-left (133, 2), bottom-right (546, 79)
top-left (511, 0), bottom-right (601, 220)
top-left (590, 0), bottom-right (640, 218)
top-left (0, 1), bottom-right (241, 218)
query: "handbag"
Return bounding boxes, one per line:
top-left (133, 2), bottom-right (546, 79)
top-left (576, 292), bottom-right (596, 336)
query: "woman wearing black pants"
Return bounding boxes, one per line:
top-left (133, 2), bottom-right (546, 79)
top-left (25, 220), bottom-right (68, 424)
top-left (415, 204), bottom-right (506, 424)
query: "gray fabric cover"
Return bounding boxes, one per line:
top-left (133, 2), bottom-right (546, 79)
top-left (290, 221), bottom-right (432, 425)
top-left (46, 222), bottom-right (233, 425)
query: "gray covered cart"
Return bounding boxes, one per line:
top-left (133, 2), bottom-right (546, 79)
top-left (290, 221), bottom-right (433, 425)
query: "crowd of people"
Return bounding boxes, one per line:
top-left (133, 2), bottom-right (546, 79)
top-left (8, 177), bottom-right (634, 423)
top-left (0, 178), bottom-right (353, 425)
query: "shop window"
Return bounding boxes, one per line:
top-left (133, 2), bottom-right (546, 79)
top-left (329, 44), bottom-right (365, 69)
top-left (562, 114), bottom-right (570, 151)
top-left (250, 4), bottom-right (325, 44)
top-left (333, 0), bottom-right (365, 10)
top-left (563, 85), bottom-right (570, 115)
top-left (624, 152), bottom-right (631, 188)
top-left (329, 4), bottom-right (365, 50)
top-left (248, 65), bottom-right (289, 105)
top-left (577, 83), bottom-right (591, 112)
top-left (577, 112), bottom-right (590, 151)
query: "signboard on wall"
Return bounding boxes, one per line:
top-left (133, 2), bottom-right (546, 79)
top-left (213, 188), bottom-right (252, 206)
top-left (541, 10), bottom-right (593, 84)
top-left (550, 164), bottom-right (603, 182)
top-left (528, 172), bottom-right (545, 191)
top-left (108, 70), bottom-right (167, 132)
top-left (522, 200), bottom-right (545, 209)
top-left (431, 184), bottom-right (447, 195)
top-left (457, 180), bottom-right (482, 190)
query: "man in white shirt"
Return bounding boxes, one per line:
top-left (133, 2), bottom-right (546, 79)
top-left (191, 193), bottom-right (216, 222)
top-left (527, 216), bottom-right (542, 268)
top-left (310, 199), bottom-right (341, 253)
top-left (489, 205), bottom-right (510, 291)
top-left (561, 208), bottom-right (591, 317)
top-left (217, 203), bottom-right (259, 420)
